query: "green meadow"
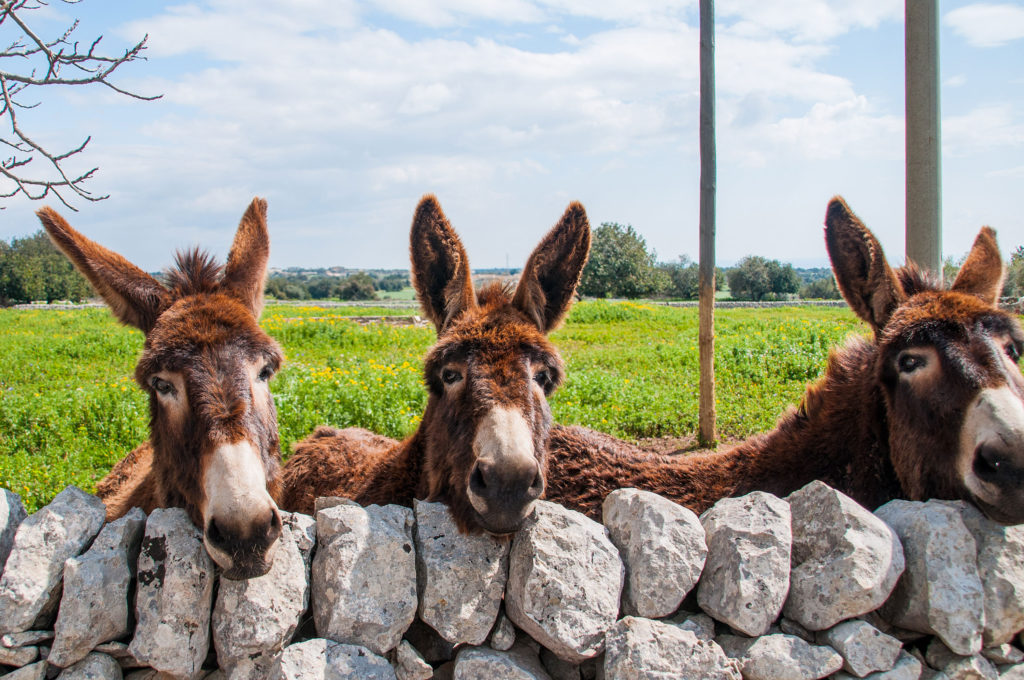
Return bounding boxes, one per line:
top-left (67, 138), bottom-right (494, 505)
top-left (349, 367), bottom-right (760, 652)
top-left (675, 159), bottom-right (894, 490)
top-left (0, 301), bottom-right (867, 511)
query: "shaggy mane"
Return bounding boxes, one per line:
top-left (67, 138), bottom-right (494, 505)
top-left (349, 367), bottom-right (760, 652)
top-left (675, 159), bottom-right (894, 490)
top-left (476, 280), bottom-right (515, 307)
top-left (896, 262), bottom-right (944, 297)
top-left (163, 248), bottom-right (224, 297)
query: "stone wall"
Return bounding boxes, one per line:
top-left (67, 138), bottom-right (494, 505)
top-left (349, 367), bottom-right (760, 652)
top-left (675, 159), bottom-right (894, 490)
top-left (1, 481), bottom-right (1023, 679)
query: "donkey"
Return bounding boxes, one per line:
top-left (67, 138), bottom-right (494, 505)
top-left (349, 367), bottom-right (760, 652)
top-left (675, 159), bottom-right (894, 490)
top-left (280, 194), bottom-right (591, 534)
top-left (543, 196), bottom-right (1024, 524)
top-left (37, 200), bottom-right (285, 578)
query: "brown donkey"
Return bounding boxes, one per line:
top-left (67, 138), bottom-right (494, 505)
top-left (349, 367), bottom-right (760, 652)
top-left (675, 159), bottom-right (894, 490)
top-left (545, 196), bottom-right (1024, 524)
top-left (38, 200), bottom-right (285, 578)
top-left (280, 195), bottom-right (591, 534)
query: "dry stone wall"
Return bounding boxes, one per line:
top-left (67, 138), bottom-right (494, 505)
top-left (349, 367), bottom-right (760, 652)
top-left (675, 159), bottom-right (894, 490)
top-left (1, 480), bottom-right (1023, 679)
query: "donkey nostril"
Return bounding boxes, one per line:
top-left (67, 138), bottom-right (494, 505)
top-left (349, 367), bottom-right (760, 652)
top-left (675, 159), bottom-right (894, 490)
top-left (530, 470), bottom-right (544, 493)
top-left (206, 518), bottom-right (226, 547)
top-left (265, 509), bottom-right (283, 543)
top-left (470, 464), bottom-right (488, 493)
top-left (974, 444), bottom-right (1005, 481)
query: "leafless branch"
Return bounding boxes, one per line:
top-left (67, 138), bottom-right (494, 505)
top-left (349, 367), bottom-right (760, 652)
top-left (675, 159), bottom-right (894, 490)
top-left (0, 0), bottom-right (161, 209)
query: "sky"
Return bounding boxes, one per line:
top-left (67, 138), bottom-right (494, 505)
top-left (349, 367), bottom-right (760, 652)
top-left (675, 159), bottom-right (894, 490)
top-left (1, 0), bottom-right (1022, 271)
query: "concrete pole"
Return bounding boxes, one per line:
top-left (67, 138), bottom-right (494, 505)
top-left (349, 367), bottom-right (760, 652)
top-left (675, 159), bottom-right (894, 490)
top-left (698, 0), bottom-right (716, 446)
top-left (905, 0), bottom-right (942, 274)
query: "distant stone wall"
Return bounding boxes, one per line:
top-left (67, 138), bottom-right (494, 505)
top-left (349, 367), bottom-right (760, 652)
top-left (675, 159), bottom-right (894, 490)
top-left (1, 482), bottom-right (1023, 679)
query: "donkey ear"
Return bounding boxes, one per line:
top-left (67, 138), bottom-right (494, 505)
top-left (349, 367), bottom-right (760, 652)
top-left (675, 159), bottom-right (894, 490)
top-left (410, 195), bottom-right (477, 331)
top-left (220, 198), bottom-right (270, 317)
top-left (36, 207), bottom-right (168, 333)
top-left (824, 196), bottom-right (906, 334)
top-left (951, 227), bottom-right (1004, 305)
top-left (512, 201), bottom-right (591, 332)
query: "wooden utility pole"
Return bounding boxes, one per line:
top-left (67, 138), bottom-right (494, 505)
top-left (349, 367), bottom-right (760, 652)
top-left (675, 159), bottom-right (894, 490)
top-left (698, 0), bottom-right (716, 446)
top-left (905, 0), bottom-right (942, 274)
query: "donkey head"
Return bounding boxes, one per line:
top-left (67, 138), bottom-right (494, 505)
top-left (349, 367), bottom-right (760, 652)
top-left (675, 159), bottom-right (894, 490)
top-left (38, 200), bottom-right (285, 577)
top-left (410, 195), bottom-right (590, 535)
top-left (826, 197), bottom-right (1024, 524)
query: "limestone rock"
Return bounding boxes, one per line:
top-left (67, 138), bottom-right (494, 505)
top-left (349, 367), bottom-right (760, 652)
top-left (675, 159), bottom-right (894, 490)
top-left (876, 500), bottom-right (984, 655)
top-left (981, 644), bottom-right (1023, 665)
top-left (540, 648), bottom-right (581, 680)
top-left (414, 499), bottom-right (509, 645)
top-left (0, 488), bottom-right (27, 575)
top-left (505, 501), bottom-right (624, 663)
top-left (49, 508), bottom-right (146, 668)
top-left (696, 492), bottom-right (792, 637)
top-left (820, 619), bottom-right (903, 677)
top-left (832, 650), bottom-right (923, 680)
top-left (1001, 665), bottom-right (1024, 680)
top-left (453, 643), bottom-right (552, 679)
top-left (670, 611), bottom-right (716, 642)
top-left (212, 511), bottom-right (314, 679)
top-left (926, 639), bottom-right (999, 680)
top-left (273, 639), bottom-right (397, 679)
top-left (491, 611), bottom-right (517, 651)
top-left (58, 652), bottom-right (123, 679)
top-left (394, 640), bottom-right (432, 680)
top-left (0, 642), bottom-right (38, 667)
top-left (602, 488), bottom-right (707, 618)
top-left (129, 507), bottom-right (214, 679)
top-left (780, 618), bottom-right (815, 643)
top-left (785, 481), bottom-right (904, 631)
top-left (722, 633), bottom-right (843, 680)
top-left (0, 486), bottom-right (106, 633)
top-left (4, 661), bottom-right (47, 680)
top-left (956, 504), bottom-right (1024, 646)
top-left (2, 630), bottom-right (53, 647)
top-left (604, 617), bottom-right (741, 680)
top-left (311, 501), bottom-right (416, 655)
top-left (404, 618), bottom-right (457, 664)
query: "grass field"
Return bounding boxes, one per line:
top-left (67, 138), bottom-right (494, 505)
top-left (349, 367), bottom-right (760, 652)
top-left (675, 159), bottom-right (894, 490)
top-left (0, 300), bottom-right (869, 511)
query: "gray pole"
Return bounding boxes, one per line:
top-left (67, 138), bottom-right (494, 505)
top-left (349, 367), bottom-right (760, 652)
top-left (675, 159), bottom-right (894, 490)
top-left (905, 0), bottom-right (942, 274)
top-left (698, 0), bottom-right (716, 446)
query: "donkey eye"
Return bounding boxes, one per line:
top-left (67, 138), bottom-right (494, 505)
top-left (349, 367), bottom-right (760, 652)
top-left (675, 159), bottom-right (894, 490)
top-left (441, 368), bottom-right (463, 386)
top-left (1007, 343), bottom-right (1022, 363)
top-left (533, 369), bottom-right (552, 391)
top-left (151, 377), bottom-right (175, 395)
top-left (258, 365), bottom-right (274, 382)
top-left (897, 353), bottom-right (925, 374)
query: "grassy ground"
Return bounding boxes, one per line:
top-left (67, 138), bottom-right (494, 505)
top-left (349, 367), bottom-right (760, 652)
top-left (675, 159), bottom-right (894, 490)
top-left (1, 301), bottom-right (866, 511)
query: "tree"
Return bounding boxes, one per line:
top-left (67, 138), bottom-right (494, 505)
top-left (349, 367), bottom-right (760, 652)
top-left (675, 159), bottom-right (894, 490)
top-left (0, 229), bottom-right (91, 303)
top-left (799, 275), bottom-right (840, 300)
top-left (1, 0), bottom-right (158, 209)
top-left (579, 222), bottom-right (660, 298)
top-left (1004, 246), bottom-right (1024, 299)
top-left (337, 272), bottom-right (377, 301)
top-left (727, 256), bottom-right (800, 301)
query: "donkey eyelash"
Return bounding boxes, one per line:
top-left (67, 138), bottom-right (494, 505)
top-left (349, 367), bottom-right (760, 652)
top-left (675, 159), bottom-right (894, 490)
top-left (258, 365), bottom-right (274, 382)
top-left (151, 377), bottom-right (175, 395)
top-left (441, 368), bottom-right (463, 385)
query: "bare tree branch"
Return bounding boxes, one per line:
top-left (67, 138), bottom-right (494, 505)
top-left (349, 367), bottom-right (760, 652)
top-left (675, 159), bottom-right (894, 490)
top-left (0, 0), bottom-right (161, 209)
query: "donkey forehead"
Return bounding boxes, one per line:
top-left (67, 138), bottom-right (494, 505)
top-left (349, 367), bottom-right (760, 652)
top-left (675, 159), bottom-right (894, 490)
top-left (429, 320), bottom-right (561, 368)
top-left (884, 292), bottom-right (1020, 345)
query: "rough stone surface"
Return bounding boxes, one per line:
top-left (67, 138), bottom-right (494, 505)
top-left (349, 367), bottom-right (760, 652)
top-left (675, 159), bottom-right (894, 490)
top-left (956, 504), bottom-right (1024, 646)
top-left (129, 507), bottom-right (214, 679)
top-left (926, 639), bottom-right (999, 680)
top-left (312, 501), bottom-right (416, 655)
top-left (833, 650), bottom-right (923, 680)
top-left (394, 640), bottom-right (432, 680)
top-left (602, 488), bottom-right (707, 619)
top-left (58, 652), bottom-right (123, 679)
top-left (453, 643), bottom-right (552, 679)
top-left (4, 661), bottom-right (47, 680)
top-left (780, 618), bottom-right (815, 643)
top-left (540, 648), bottom-right (581, 680)
top-left (876, 500), bottom-right (984, 655)
top-left (212, 511), bottom-right (314, 679)
top-left (697, 492), bottom-right (792, 637)
top-left (820, 619), bottom-right (903, 677)
top-left (981, 644), bottom-right (1023, 665)
top-left (505, 501), bottom-right (624, 663)
top-left (414, 499), bottom-right (509, 645)
top-left (491, 612), bottom-right (517, 651)
top-left (2, 630), bottom-right (53, 647)
top-left (273, 639), bottom-right (397, 680)
top-left (669, 611), bottom-right (716, 642)
top-left (0, 486), bottom-right (106, 633)
top-left (0, 488), bottom-right (28, 575)
top-left (404, 618), bottom-right (456, 664)
top-left (604, 617), bottom-right (741, 680)
top-left (0, 642), bottom-right (38, 666)
top-left (725, 633), bottom-right (843, 680)
top-left (785, 481), bottom-right (905, 631)
top-left (1001, 665), bottom-right (1024, 680)
top-left (49, 508), bottom-right (146, 668)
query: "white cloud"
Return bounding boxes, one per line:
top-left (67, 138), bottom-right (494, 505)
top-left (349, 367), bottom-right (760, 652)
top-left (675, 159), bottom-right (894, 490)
top-left (945, 3), bottom-right (1024, 48)
top-left (719, 0), bottom-right (901, 43)
top-left (944, 105), bottom-right (1024, 155)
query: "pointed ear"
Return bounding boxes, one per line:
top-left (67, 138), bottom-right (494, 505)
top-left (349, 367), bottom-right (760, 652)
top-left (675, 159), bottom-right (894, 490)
top-left (512, 201), bottom-right (591, 332)
top-left (952, 227), bottom-right (1004, 305)
top-left (824, 196), bottom-right (906, 334)
top-left (409, 195), bottom-right (476, 331)
top-left (36, 207), bottom-right (168, 332)
top-left (220, 198), bottom-right (270, 317)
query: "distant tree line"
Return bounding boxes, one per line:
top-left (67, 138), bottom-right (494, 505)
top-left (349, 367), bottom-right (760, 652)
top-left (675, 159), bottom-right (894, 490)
top-left (0, 232), bottom-right (91, 304)
top-left (264, 271), bottom-right (409, 301)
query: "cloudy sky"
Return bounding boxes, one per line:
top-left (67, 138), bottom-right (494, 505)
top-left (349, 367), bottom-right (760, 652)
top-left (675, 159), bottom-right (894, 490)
top-left (2, 0), bottom-right (1022, 270)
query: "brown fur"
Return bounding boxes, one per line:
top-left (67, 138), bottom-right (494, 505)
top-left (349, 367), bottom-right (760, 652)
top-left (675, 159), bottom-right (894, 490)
top-left (281, 195), bottom-right (591, 534)
top-left (37, 201), bottom-right (284, 533)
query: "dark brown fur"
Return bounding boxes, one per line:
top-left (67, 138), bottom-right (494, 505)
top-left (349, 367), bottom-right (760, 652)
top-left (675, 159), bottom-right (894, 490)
top-left (281, 195), bottom-right (591, 534)
top-left (38, 200), bottom-right (286, 576)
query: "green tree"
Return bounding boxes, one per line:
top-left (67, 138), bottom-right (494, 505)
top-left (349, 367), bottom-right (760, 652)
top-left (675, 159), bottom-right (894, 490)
top-left (727, 256), bottom-right (800, 301)
top-left (799, 275), bottom-right (841, 300)
top-left (377, 273), bottom-right (409, 292)
top-left (338, 272), bottom-right (377, 301)
top-left (1004, 246), bottom-right (1024, 298)
top-left (0, 231), bottom-right (91, 304)
top-left (579, 222), bottom-right (660, 298)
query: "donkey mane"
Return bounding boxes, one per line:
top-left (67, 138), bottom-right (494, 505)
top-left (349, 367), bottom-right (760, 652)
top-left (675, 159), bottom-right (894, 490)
top-left (163, 248), bottom-right (225, 298)
top-left (896, 262), bottom-right (943, 297)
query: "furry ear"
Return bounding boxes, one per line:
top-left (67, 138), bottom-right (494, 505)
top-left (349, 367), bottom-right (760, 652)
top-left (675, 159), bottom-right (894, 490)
top-left (36, 207), bottom-right (168, 333)
top-left (512, 201), bottom-right (591, 332)
top-left (824, 196), bottom-right (906, 334)
top-left (951, 227), bottom-right (1004, 305)
top-left (220, 198), bottom-right (270, 317)
top-left (409, 195), bottom-right (477, 332)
